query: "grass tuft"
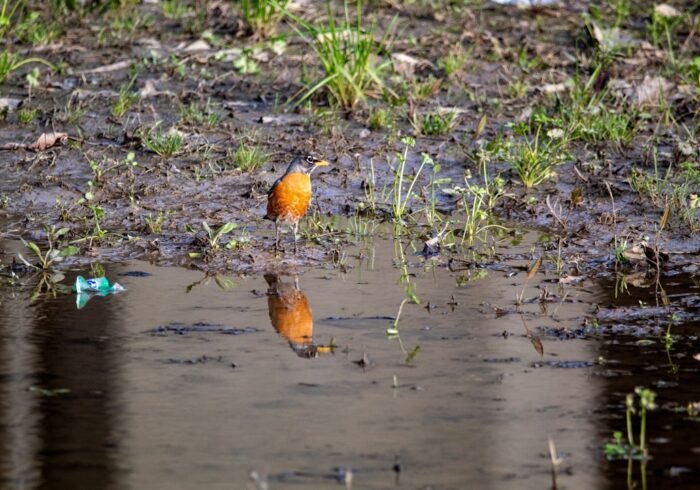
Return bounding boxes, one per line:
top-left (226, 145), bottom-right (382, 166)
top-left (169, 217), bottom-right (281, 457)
top-left (233, 143), bottom-right (268, 172)
top-left (141, 124), bottom-right (185, 157)
top-left (286, 0), bottom-right (395, 110)
top-left (242, 0), bottom-right (288, 38)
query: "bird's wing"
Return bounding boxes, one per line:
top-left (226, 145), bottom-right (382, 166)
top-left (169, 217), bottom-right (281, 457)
top-left (267, 175), bottom-right (284, 198)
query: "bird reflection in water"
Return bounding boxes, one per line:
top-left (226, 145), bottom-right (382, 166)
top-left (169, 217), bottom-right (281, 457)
top-left (265, 274), bottom-right (333, 358)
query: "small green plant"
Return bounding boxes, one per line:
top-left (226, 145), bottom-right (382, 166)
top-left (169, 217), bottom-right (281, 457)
top-left (460, 168), bottom-right (507, 245)
top-left (516, 45), bottom-right (543, 74)
top-left (683, 57), bottom-right (700, 86)
top-left (405, 345), bottom-right (420, 364)
top-left (613, 236), bottom-right (629, 267)
top-left (367, 107), bottom-right (393, 131)
top-left (0, 51), bottom-right (54, 84)
top-left (535, 73), bottom-right (636, 147)
top-left (439, 49), bottom-right (469, 77)
top-left (232, 143), bottom-right (267, 171)
top-left (606, 0), bottom-right (631, 28)
top-left (108, 7), bottom-right (153, 39)
top-left (287, 0), bottom-right (396, 109)
top-left (628, 152), bottom-right (700, 232)
top-left (390, 137), bottom-right (429, 223)
top-left (421, 158), bottom-right (450, 226)
top-left (362, 157), bottom-right (378, 214)
top-left (89, 205), bottom-right (107, 238)
top-left (0, 0), bottom-right (20, 38)
top-left (503, 125), bottom-right (568, 189)
top-left (111, 78), bottom-right (138, 118)
top-left (387, 239), bottom-right (420, 338)
top-left (241, 0), bottom-right (288, 38)
top-left (179, 99), bottom-right (221, 128)
top-left (58, 97), bottom-right (86, 125)
top-left (408, 75), bottom-right (442, 102)
top-left (233, 48), bottom-right (260, 75)
top-left (412, 109), bottom-right (458, 137)
top-left (15, 11), bottom-right (59, 45)
top-left (161, 0), bottom-right (188, 19)
top-left (506, 79), bottom-right (529, 100)
top-left (87, 151), bottom-right (138, 185)
top-left (144, 210), bottom-right (171, 234)
top-left (347, 212), bottom-right (378, 237)
top-left (18, 226), bottom-right (79, 270)
top-left (18, 106), bottom-right (39, 124)
top-left (604, 387), bottom-right (657, 460)
top-left (647, 4), bottom-right (684, 65)
top-left (202, 221), bottom-right (237, 251)
top-left (141, 124), bottom-right (184, 157)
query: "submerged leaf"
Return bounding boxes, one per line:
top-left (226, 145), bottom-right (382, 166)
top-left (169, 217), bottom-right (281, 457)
top-left (526, 256), bottom-right (543, 281)
top-left (214, 276), bottom-right (237, 291)
top-left (530, 335), bottom-right (544, 357)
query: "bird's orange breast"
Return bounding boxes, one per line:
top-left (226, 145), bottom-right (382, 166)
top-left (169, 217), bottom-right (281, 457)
top-left (266, 172), bottom-right (312, 223)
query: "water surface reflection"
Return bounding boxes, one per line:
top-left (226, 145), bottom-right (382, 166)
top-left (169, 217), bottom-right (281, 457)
top-left (265, 274), bottom-right (317, 358)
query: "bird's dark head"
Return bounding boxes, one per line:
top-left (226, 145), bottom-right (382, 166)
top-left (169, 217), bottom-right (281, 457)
top-left (286, 154), bottom-right (330, 175)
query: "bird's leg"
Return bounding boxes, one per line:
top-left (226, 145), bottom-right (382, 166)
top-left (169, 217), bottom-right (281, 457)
top-left (274, 222), bottom-right (280, 253)
top-left (293, 221), bottom-right (299, 255)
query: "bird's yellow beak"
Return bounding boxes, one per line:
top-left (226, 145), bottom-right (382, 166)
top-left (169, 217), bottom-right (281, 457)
top-left (314, 159), bottom-right (330, 167)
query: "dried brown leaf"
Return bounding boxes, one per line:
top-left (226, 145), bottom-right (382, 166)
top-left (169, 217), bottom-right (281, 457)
top-left (558, 275), bottom-right (585, 285)
top-left (77, 59), bottom-right (131, 75)
top-left (660, 201), bottom-right (671, 231)
top-left (520, 314), bottom-right (544, 357)
top-left (474, 114), bottom-right (487, 140)
top-left (623, 272), bottom-right (653, 288)
top-left (654, 4), bottom-right (681, 18)
top-left (530, 335), bottom-right (544, 357)
top-left (527, 256), bottom-right (543, 281)
top-left (634, 76), bottom-right (674, 106)
top-left (391, 53), bottom-right (433, 78)
top-left (570, 187), bottom-right (584, 208)
top-left (28, 132), bottom-right (68, 151)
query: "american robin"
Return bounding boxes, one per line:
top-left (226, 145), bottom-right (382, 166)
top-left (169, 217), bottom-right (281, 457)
top-left (264, 273), bottom-right (317, 358)
top-left (265, 155), bottom-right (329, 252)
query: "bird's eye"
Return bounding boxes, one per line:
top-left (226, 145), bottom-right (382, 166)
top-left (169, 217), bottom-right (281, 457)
top-left (305, 155), bottom-right (315, 163)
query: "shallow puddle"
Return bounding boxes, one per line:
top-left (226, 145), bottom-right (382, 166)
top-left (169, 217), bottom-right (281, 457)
top-left (0, 233), bottom-right (698, 489)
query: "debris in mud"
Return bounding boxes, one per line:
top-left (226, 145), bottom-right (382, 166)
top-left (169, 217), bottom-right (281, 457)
top-left (28, 386), bottom-right (71, 397)
top-left (73, 275), bottom-right (126, 309)
top-left (595, 306), bottom-right (691, 323)
top-left (119, 271), bottom-right (153, 277)
top-left (73, 275), bottom-right (125, 293)
top-left (532, 360), bottom-right (595, 369)
top-left (0, 131), bottom-right (69, 151)
top-left (162, 355), bottom-right (226, 365)
top-left (538, 323), bottom-right (667, 339)
top-left (353, 351), bottom-right (372, 369)
top-left (483, 357), bottom-right (521, 363)
top-left (148, 322), bottom-right (259, 336)
top-left (642, 243), bottom-right (671, 268)
top-left (0, 97), bottom-right (22, 112)
top-left (420, 234), bottom-right (441, 258)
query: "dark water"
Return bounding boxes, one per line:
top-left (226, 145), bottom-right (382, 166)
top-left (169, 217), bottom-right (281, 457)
top-left (0, 235), bottom-right (698, 489)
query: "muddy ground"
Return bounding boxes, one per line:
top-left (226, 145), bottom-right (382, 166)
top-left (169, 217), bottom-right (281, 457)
top-left (0, 0), bottom-right (697, 277)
